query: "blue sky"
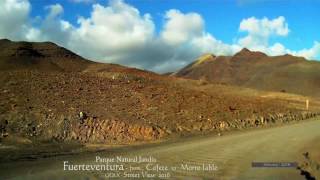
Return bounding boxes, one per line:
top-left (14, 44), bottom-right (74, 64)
top-left (29, 0), bottom-right (320, 51)
top-left (1, 0), bottom-right (320, 72)
top-left (131, 0), bottom-right (320, 50)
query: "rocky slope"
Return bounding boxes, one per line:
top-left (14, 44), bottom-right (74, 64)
top-left (174, 48), bottom-right (320, 97)
top-left (0, 39), bottom-right (319, 146)
top-left (0, 39), bottom-right (93, 72)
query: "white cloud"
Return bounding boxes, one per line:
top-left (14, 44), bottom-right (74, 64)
top-left (69, 0), bottom-right (155, 61)
top-left (25, 27), bottom-right (42, 41)
top-left (26, 3), bottom-right (74, 46)
top-left (289, 41), bottom-right (320, 59)
top-left (0, 0), bottom-right (319, 73)
top-left (0, 0), bottom-right (31, 40)
top-left (191, 33), bottom-right (241, 56)
top-left (239, 16), bottom-right (289, 36)
top-left (268, 43), bottom-right (286, 55)
top-left (160, 9), bottom-right (239, 56)
top-left (53, 2), bottom-right (237, 72)
top-left (161, 10), bottom-right (204, 46)
top-left (45, 4), bottom-right (64, 18)
top-left (156, 9), bottom-right (238, 71)
top-left (237, 16), bottom-right (319, 59)
top-left (238, 16), bottom-right (289, 48)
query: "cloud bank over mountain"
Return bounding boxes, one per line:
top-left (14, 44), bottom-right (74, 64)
top-left (0, 0), bottom-right (319, 72)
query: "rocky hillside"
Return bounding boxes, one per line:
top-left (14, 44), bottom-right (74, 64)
top-left (174, 48), bottom-right (320, 97)
top-left (0, 39), bottom-right (92, 72)
top-left (0, 40), bottom-right (318, 146)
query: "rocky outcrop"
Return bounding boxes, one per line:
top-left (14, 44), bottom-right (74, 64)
top-left (0, 110), bottom-right (318, 144)
top-left (174, 111), bottom-right (319, 133)
top-left (53, 117), bottom-right (166, 144)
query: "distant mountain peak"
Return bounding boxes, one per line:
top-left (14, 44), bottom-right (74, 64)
top-left (240, 48), bottom-right (251, 53)
top-left (0, 39), bottom-right (81, 59)
top-left (0, 39), bottom-right (91, 71)
top-left (0, 38), bottom-right (10, 41)
top-left (193, 54), bottom-right (215, 66)
top-left (283, 53), bottom-right (294, 57)
top-left (234, 48), bottom-right (267, 59)
top-left (174, 46), bottom-right (320, 97)
top-left (0, 38), bottom-right (11, 44)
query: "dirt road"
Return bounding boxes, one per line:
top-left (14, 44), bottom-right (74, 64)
top-left (1, 119), bottom-right (319, 180)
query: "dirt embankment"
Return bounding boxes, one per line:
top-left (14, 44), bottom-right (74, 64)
top-left (1, 118), bottom-right (320, 180)
top-left (1, 70), bottom-right (319, 145)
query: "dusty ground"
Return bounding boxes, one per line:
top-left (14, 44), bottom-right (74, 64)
top-left (0, 118), bottom-right (319, 180)
top-left (2, 69), bottom-right (317, 145)
top-left (1, 69), bottom-right (319, 165)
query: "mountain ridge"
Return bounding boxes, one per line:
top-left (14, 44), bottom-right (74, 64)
top-left (0, 39), bottom-right (159, 77)
top-left (175, 48), bottom-right (320, 97)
